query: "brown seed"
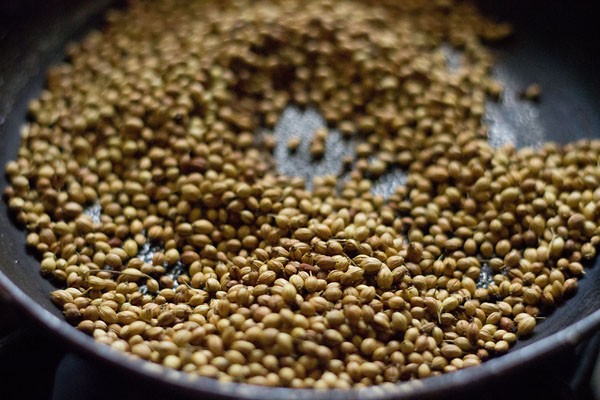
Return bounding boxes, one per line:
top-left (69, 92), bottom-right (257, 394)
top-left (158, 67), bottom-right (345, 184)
top-left (440, 344), bottom-right (462, 359)
top-left (51, 290), bottom-right (73, 306)
top-left (360, 257), bottom-right (382, 274)
top-left (181, 184), bottom-right (201, 201)
top-left (376, 265), bottom-right (393, 289)
top-left (63, 202), bottom-right (83, 218)
top-left (104, 253), bottom-right (123, 269)
top-left (157, 311), bottom-right (176, 327)
top-left (282, 284), bottom-right (297, 304)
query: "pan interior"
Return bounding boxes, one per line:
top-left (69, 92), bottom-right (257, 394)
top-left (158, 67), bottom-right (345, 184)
top-left (1, 0), bottom-right (600, 396)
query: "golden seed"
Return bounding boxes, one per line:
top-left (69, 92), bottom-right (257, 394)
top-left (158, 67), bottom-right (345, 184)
top-left (287, 137), bottom-right (301, 153)
top-left (516, 314), bottom-right (536, 337)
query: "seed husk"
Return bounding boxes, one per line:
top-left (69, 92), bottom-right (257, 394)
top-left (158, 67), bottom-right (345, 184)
top-left (516, 314), bottom-right (536, 337)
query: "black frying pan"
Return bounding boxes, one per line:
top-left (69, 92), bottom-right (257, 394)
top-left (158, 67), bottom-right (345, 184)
top-left (1, 1), bottom-right (600, 399)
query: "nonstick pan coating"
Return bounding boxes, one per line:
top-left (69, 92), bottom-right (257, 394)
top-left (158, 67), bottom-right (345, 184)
top-left (1, 1), bottom-right (600, 399)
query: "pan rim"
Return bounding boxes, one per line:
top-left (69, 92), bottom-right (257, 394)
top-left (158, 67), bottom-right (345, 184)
top-left (2, 267), bottom-right (600, 399)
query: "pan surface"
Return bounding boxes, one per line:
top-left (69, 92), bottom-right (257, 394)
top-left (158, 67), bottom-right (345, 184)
top-left (1, 0), bottom-right (600, 399)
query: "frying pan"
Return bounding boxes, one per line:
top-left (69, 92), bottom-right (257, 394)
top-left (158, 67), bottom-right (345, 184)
top-left (1, 0), bottom-right (600, 399)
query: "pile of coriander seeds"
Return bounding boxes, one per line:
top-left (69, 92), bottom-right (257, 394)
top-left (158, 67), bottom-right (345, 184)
top-left (4, 0), bottom-right (600, 389)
